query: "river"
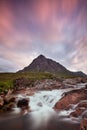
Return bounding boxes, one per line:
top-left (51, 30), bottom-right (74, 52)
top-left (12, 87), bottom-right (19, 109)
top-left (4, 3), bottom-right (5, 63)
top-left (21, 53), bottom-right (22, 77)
top-left (0, 83), bottom-right (86, 130)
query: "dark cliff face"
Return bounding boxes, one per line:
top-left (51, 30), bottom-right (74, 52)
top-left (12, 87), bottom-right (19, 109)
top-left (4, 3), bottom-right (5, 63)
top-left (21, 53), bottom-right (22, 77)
top-left (20, 55), bottom-right (68, 73)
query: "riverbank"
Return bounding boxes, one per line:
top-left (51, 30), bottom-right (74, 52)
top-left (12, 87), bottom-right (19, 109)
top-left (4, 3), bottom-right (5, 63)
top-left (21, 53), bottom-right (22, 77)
top-left (0, 78), bottom-right (87, 130)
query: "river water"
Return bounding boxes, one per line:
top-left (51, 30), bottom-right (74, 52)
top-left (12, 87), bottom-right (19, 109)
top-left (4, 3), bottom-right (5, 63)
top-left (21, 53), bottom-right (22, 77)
top-left (0, 83), bottom-right (86, 130)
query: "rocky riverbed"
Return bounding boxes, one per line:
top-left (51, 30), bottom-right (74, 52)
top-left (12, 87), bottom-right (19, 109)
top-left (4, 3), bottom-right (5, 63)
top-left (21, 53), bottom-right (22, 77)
top-left (0, 78), bottom-right (87, 130)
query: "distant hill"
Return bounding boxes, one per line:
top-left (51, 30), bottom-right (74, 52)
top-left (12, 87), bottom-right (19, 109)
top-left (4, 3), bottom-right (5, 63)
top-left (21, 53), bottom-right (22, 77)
top-left (19, 55), bottom-right (86, 77)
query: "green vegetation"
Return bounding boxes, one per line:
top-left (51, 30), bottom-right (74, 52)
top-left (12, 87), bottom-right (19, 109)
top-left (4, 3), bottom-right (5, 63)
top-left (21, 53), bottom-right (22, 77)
top-left (0, 72), bottom-right (55, 81)
top-left (56, 72), bottom-right (80, 79)
top-left (0, 72), bottom-right (55, 92)
top-left (0, 81), bottom-right (13, 92)
top-left (0, 72), bottom-right (82, 92)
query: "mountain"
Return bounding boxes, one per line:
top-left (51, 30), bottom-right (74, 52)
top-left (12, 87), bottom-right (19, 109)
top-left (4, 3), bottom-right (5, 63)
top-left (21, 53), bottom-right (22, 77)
top-left (72, 71), bottom-right (87, 77)
top-left (19, 55), bottom-right (86, 77)
top-left (19, 55), bottom-right (68, 73)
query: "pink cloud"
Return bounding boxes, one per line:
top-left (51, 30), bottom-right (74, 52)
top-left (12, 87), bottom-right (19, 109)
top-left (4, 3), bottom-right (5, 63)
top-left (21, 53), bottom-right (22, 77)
top-left (0, 0), bottom-right (87, 73)
top-left (70, 36), bottom-right (87, 73)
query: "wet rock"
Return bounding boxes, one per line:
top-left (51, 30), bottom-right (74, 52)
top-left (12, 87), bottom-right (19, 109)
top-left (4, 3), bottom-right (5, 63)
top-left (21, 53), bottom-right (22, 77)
top-left (26, 90), bottom-right (35, 96)
top-left (54, 88), bottom-right (87, 110)
top-left (70, 107), bottom-right (86, 117)
top-left (63, 78), bottom-right (87, 86)
top-left (2, 102), bottom-right (15, 111)
top-left (0, 96), bottom-right (4, 108)
top-left (79, 118), bottom-right (87, 130)
top-left (4, 96), bottom-right (16, 104)
top-left (70, 100), bottom-right (87, 118)
top-left (17, 98), bottom-right (29, 110)
top-left (32, 79), bottom-right (63, 90)
top-left (0, 92), bottom-right (16, 112)
top-left (37, 102), bottom-right (43, 107)
top-left (13, 77), bottom-right (30, 91)
top-left (78, 101), bottom-right (87, 108)
top-left (85, 84), bottom-right (87, 89)
top-left (63, 78), bottom-right (78, 85)
top-left (81, 110), bottom-right (87, 119)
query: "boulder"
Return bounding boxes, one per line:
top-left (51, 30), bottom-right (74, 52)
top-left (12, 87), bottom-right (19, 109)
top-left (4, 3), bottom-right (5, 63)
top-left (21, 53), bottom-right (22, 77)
top-left (79, 118), bottom-right (87, 130)
top-left (26, 90), bottom-right (35, 96)
top-left (32, 79), bottom-right (63, 90)
top-left (17, 98), bottom-right (29, 110)
top-left (78, 101), bottom-right (87, 108)
top-left (2, 102), bottom-right (15, 111)
top-left (70, 107), bottom-right (86, 117)
top-left (63, 78), bottom-right (87, 86)
top-left (4, 96), bottom-right (16, 104)
top-left (0, 94), bottom-right (16, 112)
top-left (85, 84), bottom-right (87, 89)
top-left (13, 77), bottom-right (30, 91)
top-left (0, 96), bottom-right (4, 108)
top-left (70, 100), bottom-right (87, 118)
top-left (54, 89), bottom-right (87, 110)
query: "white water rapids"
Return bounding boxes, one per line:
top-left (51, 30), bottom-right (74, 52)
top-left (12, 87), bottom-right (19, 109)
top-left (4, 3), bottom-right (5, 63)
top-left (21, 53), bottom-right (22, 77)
top-left (0, 83), bottom-right (86, 130)
top-left (17, 83), bottom-right (86, 112)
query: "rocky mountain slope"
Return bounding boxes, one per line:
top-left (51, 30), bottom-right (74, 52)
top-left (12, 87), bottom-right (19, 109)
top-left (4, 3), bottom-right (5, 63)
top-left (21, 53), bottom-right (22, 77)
top-left (19, 55), bottom-right (86, 77)
top-left (19, 55), bottom-right (68, 73)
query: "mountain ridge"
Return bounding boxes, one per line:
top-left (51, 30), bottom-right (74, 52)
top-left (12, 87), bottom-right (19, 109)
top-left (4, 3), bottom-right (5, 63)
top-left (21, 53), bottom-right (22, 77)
top-left (19, 54), bottom-right (86, 77)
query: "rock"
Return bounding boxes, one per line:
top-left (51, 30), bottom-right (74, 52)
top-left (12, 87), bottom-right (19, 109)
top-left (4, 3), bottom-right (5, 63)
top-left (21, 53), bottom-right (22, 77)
top-left (17, 98), bottom-right (29, 110)
top-left (79, 118), bottom-right (87, 130)
top-left (13, 77), bottom-right (30, 91)
top-left (70, 100), bottom-right (87, 118)
top-left (31, 79), bottom-right (63, 90)
top-left (4, 96), bottom-right (16, 104)
top-left (0, 91), bottom-right (16, 112)
top-left (26, 90), bottom-right (35, 96)
top-left (70, 107), bottom-right (86, 117)
top-left (78, 101), bottom-right (87, 108)
top-left (63, 78), bottom-right (77, 85)
top-left (6, 89), bottom-right (13, 96)
top-left (2, 102), bottom-right (15, 111)
top-left (81, 110), bottom-right (87, 119)
top-left (0, 96), bottom-right (4, 108)
top-left (85, 84), bottom-right (87, 89)
top-left (63, 78), bottom-right (87, 86)
top-left (37, 102), bottom-right (43, 107)
top-left (54, 88), bottom-right (87, 110)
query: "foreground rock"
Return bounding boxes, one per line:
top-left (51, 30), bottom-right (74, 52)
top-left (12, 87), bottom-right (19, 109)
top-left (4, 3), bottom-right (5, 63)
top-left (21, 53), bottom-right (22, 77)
top-left (79, 118), bottom-right (87, 130)
top-left (31, 79), bottom-right (63, 90)
top-left (13, 77), bottom-right (31, 91)
top-left (13, 77), bottom-right (87, 91)
top-left (54, 88), bottom-right (87, 110)
top-left (0, 96), bottom-right (15, 112)
top-left (0, 90), bottom-right (16, 112)
top-left (54, 87), bottom-right (87, 130)
top-left (70, 100), bottom-right (87, 118)
top-left (0, 96), bottom-right (4, 108)
top-left (17, 98), bottom-right (30, 111)
top-left (63, 78), bottom-right (87, 85)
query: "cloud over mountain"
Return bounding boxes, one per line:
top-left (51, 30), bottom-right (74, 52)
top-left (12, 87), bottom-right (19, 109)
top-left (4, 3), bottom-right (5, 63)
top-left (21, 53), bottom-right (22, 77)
top-left (0, 0), bottom-right (87, 73)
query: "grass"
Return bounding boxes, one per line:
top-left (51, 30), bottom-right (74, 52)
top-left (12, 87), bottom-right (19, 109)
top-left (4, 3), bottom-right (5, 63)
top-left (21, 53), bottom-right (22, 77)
top-left (0, 71), bottom-right (82, 92)
top-left (0, 72), bottom-right (55, 81)
top-left (0, 81), bottom-right (13, 92)
top-left (0, 72), bottom-right (55, 92)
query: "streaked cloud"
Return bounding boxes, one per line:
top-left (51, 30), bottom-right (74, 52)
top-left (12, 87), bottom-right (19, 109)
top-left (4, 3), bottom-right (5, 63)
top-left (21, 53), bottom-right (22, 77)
top-left (0, 0), bottom-right (87, 73)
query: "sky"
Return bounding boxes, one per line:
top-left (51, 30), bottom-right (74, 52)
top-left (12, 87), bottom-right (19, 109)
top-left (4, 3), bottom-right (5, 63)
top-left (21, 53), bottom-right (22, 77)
top-left (0, 0), bottom-right (87, 73)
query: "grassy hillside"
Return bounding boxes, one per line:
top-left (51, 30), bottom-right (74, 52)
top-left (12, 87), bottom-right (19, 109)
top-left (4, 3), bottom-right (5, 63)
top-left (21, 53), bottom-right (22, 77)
top-left (0, 72), bottom-right (83, 92)
top-left (0, 72), bottom-right (55, 81)
top-left (0, 72), bottom-right (55, 92)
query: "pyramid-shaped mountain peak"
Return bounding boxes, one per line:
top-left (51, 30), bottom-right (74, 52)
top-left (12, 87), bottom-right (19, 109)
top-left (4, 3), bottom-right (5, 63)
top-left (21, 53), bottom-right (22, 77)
top-left (19, 55), bottom-right (68, 73)
top-left (37, 54), bottom-right (46, 58)
top-left (19, 55), bottom-right (86, 77)
top-left (36, 54), bottom-right (46, 60)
